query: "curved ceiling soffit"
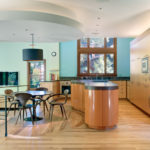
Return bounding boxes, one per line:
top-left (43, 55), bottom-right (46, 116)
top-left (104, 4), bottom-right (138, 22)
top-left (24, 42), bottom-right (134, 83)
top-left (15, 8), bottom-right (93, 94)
top-left (0, 0), bottom-right (76, 19)
top-left (0, 10), bottom-right (82, 31)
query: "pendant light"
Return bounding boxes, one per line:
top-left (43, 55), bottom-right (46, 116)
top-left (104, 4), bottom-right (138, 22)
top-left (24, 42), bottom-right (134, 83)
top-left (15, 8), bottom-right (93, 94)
top-left (23, 34), bottom-right (43, 61)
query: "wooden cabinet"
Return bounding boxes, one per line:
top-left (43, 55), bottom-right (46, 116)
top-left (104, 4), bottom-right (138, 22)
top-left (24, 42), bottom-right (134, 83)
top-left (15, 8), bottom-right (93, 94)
top-left (112, 81), bottom-right (127, 99)
top-left (127, 81), bottom-right (130, 100)
top-left (40, 81), bottom-right (60, 94)
top-left (129, 30), bottom-right (150, 115)
top-left (85, 88), bottom-right (118, 129)
top-left (71, 83), bottom-right (85, 112)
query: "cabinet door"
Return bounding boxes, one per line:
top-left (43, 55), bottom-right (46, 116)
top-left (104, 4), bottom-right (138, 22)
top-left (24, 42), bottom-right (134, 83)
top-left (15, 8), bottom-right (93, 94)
top-left (52, 82), bottom-right (60, 94)
top-left (112, 81), bottom-right (127, 99)
top-left (40, 82), bottom-right (53, 91)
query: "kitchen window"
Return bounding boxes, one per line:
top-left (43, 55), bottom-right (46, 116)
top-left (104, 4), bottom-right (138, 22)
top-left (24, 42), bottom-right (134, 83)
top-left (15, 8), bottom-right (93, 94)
top-left (77, 38), bottom-right (117, 76)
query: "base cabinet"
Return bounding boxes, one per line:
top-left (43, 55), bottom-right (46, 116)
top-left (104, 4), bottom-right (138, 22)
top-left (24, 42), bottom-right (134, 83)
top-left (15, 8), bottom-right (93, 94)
top-left (112, 81), bottom-right (127, 99)
top-left (85, 89), bottom-right (118, 129)
top-left (71, 83), bottom-right (85, 112)
top-left (40, 81), bottom-right (60, 94)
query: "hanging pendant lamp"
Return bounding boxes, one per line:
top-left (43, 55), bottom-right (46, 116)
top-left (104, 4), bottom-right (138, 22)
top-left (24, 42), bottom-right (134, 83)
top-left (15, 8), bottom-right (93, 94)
top-left (23, 34), bottom-right (43, 61)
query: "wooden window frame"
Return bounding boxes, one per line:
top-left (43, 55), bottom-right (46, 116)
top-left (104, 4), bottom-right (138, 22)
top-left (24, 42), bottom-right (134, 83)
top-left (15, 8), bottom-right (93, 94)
top-left (77, 38), bottom-right (117, 77)
top-left (27, 59), bottom-right (46, 90)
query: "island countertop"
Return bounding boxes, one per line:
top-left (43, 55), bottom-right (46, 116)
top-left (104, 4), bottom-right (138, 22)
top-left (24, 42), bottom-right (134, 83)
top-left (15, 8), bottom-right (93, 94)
top-left (71, 80), bottom-right (118, 90)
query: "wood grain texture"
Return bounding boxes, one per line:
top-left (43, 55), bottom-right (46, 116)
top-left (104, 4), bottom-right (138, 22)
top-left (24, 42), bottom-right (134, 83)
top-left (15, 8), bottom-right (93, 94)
top-left (112, 81), bottom-right (126, 99)
top-left (1, 100), bottom-right (150, 150)
top-left (130, 30), bottom-right (150, 115)
top-left (40, 81), bottom-right (60, 94)
top-left (71, 83), bottom-right (85, 112)
top-left (85, 89), bottom-right (118, 129)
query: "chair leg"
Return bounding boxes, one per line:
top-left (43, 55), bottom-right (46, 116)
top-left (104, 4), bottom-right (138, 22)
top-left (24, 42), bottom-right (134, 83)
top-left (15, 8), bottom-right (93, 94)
top-left (43, 101), bottom-right (45, 116)
top-left (7, 103), bottom-right (14, 115)
top-left (62, 105), bottom-right (67, 120)
top-left (16, 108), bottom-right (22, 124)
top-left (25, 109), bottom-right (28, 117)
top-left (45, 101), bottom-right (49, 111)
top-left (14, 104), bottom-right (17, 116)
top-left (49, 105), bottom-right (52, 119)
top-left (23, 108), bottom-right (25, 121)
top-left (50, 105), bottom-right (54, 122)
top-left (34, 105), bottom-right (37, 121)
top-left (20, 110), bottom-right (22, 120)
top-left (60, 105), bottom-right (64, 118)
top-left (29, 107), bottom-right (34, 125)
top-left (43, 101), bottom-right (48, 116)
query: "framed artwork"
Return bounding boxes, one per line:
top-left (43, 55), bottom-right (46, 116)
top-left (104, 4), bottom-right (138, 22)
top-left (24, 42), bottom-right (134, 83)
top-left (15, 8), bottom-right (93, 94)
top-left (0, 72), bottom-right (18, 85)
top-left (142, 57), bottom-right (149, 73)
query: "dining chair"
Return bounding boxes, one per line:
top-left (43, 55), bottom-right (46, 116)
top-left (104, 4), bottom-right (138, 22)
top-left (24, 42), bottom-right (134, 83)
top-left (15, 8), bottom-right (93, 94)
top-left (5, 89), bottom-right (19, 116)
top-left (15, 93), bottom-right (34, 125)
top-left (48, 89), bottom-right (69, 121)
top-left (35, 87), bottom-right (49, 116)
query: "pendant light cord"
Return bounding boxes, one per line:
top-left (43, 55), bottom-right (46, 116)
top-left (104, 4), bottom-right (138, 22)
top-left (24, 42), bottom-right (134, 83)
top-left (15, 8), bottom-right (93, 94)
top-left (31, 33), bottom-right (34, 48)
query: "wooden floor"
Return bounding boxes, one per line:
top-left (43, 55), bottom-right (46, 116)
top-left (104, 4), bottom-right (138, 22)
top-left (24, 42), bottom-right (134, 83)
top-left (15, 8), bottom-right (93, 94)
top-left (0, 99), bottom-right (150, 150)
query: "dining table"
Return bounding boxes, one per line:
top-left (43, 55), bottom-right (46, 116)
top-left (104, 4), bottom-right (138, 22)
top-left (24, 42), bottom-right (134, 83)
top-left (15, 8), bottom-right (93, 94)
top-left (24, 90), bottom-right (53, 121)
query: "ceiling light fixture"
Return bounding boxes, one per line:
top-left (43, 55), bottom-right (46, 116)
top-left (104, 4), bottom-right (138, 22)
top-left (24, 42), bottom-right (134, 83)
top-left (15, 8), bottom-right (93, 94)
top-left (23, 33), bottom-right (43, 61)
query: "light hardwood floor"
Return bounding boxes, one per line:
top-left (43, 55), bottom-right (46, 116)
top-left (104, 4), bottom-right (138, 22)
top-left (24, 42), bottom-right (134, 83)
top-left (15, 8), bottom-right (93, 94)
top-left (0, 99), bottom-right (150, 150)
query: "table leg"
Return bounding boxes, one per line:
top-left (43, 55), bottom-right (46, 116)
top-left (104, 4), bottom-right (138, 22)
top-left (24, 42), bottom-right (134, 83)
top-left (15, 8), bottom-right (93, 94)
top-left (24, 99), bottom-right (43, 121)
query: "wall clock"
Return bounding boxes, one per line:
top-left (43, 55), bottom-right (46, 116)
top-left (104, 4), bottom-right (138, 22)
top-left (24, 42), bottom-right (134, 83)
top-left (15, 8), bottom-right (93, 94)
top-left (51, 51), bottom-right (57, 57)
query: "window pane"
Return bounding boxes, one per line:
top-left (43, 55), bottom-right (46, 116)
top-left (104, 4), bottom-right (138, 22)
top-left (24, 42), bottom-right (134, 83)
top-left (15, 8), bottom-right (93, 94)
top-left (106, 38), bottom-right (114, 48)
top-left (89, 54), bottom-right (104, 73)
top-left (80, 54), bottom-right (88, 73)
top-left (80, 38), bottom-right (88, 48)
top-left (90, 38), bottom-right (104, 48)
top-left (30, 75), bottom-right (41, 88)
top-left (30, 61), bottom-right (45, 88)
top-left (106, 54), bottom-right (114, 74)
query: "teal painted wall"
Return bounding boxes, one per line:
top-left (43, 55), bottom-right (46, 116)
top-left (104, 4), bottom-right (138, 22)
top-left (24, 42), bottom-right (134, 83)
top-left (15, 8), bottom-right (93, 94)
top-left (0, 42), bottom-right (59, 93)
top-left (60, 41), bottom-right (77, 77)
top-left (60, 38), bottom-right (133, 77)
top-left (117, 38), bottom-right (133, 77)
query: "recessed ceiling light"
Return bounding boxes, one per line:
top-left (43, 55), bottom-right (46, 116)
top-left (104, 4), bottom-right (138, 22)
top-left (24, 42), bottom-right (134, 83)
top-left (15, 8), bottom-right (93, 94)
top-left (99, 8), bottom-right (102, 10)
top-left (25, 29), bottom-right (28, 32)
top-left (12, 33), bottom-right (15, 36)
top-left (97, 17), bottom-right (101, 20)
top-left (96, 24), bottom-right (100, 26)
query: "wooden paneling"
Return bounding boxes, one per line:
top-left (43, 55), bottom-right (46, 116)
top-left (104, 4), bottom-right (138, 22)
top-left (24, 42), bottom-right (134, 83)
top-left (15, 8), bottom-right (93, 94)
top-left (85, 89), bottom-right (118, 129)
top-left (71, 83), bottom-right (85, 112)
top-left (127, 81), bottom-right (130, 100)
top-left (112, 80), bottom-right (127, 99)
top-left (40, 81), bottom-right (60, 94)
top-left (130, 29), bottom-right (150, 115)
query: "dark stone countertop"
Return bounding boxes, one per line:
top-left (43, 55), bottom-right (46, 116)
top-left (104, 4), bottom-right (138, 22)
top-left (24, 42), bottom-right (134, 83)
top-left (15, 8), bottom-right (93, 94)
top-left (71, 80), bottom-right (118, 90)
top-left (60, 76), bottom-right (130, 81)
top-left (40, 76), bottom-right (130, 83)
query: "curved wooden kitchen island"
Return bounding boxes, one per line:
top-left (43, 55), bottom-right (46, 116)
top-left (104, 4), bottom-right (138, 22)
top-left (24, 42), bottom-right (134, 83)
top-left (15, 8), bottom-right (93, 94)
top-left (71, 80), bottom-right (118, 130)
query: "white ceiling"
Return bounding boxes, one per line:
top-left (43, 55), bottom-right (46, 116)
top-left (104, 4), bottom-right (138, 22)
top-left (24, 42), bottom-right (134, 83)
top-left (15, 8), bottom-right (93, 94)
top-left (0, 0), bottom-right (150, 42)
